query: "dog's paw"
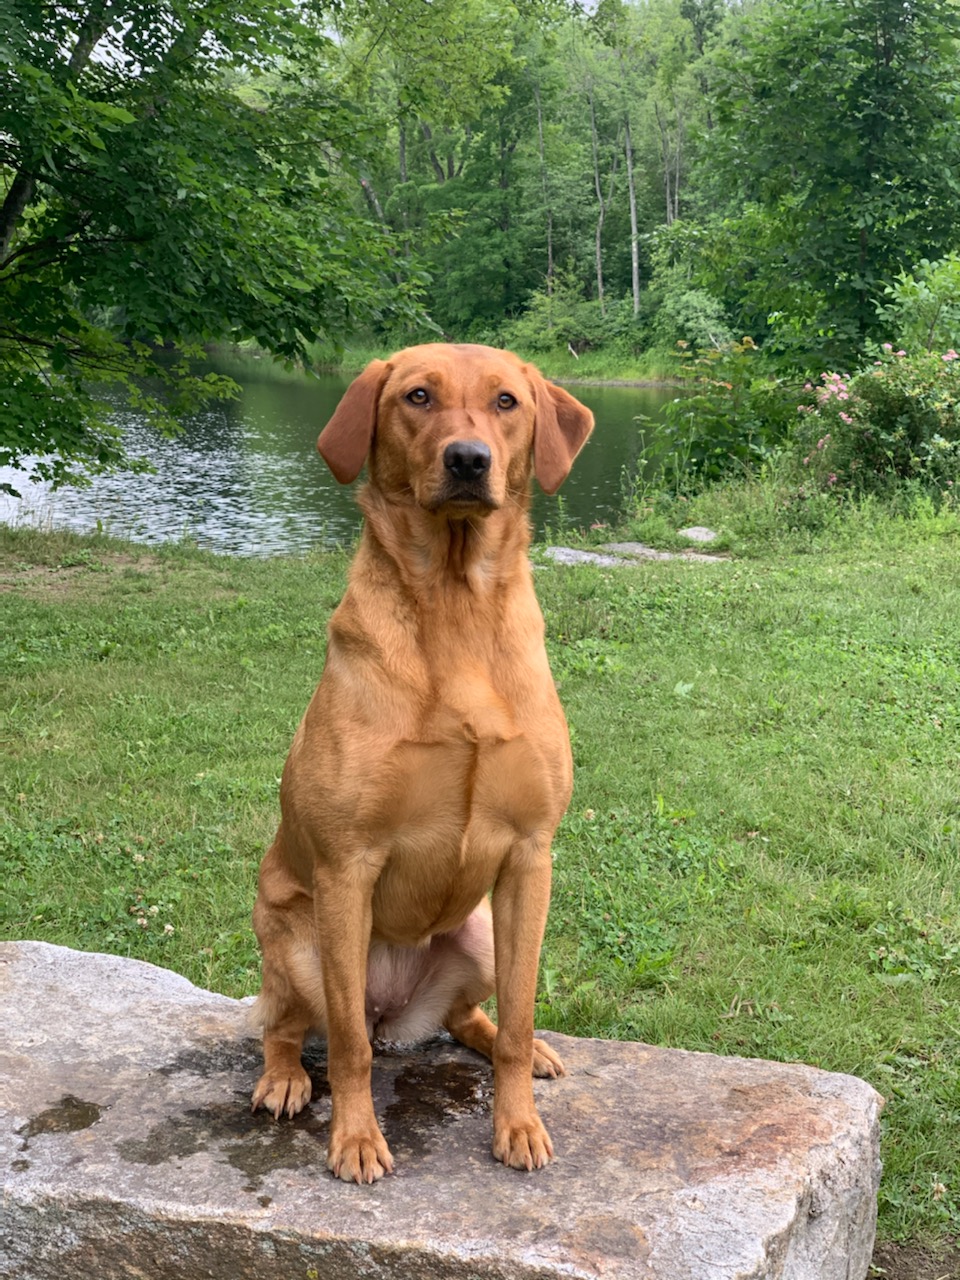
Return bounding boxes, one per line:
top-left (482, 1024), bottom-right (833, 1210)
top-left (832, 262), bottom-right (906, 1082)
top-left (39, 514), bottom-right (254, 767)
top-left (251, 1066), bottom-right (312, 1120)
top-left (532, 1037), bottom-right (565, 1079)
top-left (492, 1112), bottom-right (555, 1170)
top-left (327, 1125), bottom-right (394, 1185)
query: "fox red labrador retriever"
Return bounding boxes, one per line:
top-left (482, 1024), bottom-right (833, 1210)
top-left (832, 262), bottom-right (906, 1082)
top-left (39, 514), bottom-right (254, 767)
top-left (250, 343), bottom-right (593, 1183)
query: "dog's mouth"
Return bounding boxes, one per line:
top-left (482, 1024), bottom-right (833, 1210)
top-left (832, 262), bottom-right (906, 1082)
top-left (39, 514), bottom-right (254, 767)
top-left (424, 479), bottom-right (500, 516)
top-left (430, 488), bottom-right (504, 514)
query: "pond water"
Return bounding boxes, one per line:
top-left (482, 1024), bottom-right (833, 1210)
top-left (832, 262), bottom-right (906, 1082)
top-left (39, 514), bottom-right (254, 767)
top-left (1, 357), bottom-right (674, 556)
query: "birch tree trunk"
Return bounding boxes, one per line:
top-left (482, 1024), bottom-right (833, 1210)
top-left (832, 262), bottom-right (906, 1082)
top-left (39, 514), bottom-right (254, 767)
top-left (624, 113), bottom-right (640, 316)
top-left (588, 86), bottom-right (606, 315)
top-left (588, 85), bottom-right (620, 317)
top-left (533, 80), bottom-right (554, 297)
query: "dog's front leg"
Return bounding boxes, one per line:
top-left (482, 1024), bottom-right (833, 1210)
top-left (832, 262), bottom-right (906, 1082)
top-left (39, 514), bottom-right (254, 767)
top-left (314, 861), bottom-right (394, 1184)
top-left (490, 839), bottom-right (557, 1170)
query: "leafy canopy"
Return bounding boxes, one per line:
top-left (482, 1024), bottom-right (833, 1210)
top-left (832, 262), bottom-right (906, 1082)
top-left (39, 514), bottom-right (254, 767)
top-left (708, 0), bottom-right (960, 362)
top-left (0, 0), bottom-right (424, 494)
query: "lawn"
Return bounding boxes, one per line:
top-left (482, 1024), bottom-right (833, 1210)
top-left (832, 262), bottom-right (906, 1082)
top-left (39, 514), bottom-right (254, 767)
top-left (2, 520), bottom-right (958, 1263)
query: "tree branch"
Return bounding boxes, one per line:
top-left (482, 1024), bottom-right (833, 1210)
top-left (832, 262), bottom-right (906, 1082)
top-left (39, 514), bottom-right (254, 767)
top-left (0, 0), bottom-right (125, 260)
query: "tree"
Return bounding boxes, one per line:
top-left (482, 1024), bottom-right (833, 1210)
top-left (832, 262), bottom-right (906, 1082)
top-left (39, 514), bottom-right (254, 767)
top-left (708, 0), bottom-right (960, 360)
top-left (0, 0), bottom-right (421, 494)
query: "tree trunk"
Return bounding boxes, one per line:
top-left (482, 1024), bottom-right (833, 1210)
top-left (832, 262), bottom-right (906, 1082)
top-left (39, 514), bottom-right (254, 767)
top-left (532, 81), bottom-right (554, 297)
top-left (654, 102), bottom-right (673, 226)
top-left (673, 96), bottom-right (683, 223)
top-left (588, 86), bottom-right (606, 315)
top-left (0, 0), bottom-right (117, 262)
top-left (624, 113), bottom-right (640, 316)
top-left (421, 123), bottom-right (446, 184)
top-left (0, 173), bottom-right (37, 265)
top-left (588, 86), bottom-right (619, 317)
top-left (654, 99), bottom-right (683, 226)
top-left (360, 176), bottom-right (386, 223)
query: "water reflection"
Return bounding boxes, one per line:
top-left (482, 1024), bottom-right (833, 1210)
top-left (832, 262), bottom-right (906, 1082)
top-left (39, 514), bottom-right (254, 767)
top-left (1, 367), bottom-right (670, 557)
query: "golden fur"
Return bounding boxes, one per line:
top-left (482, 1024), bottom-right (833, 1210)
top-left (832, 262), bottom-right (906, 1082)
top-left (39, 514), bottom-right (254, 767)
top-left (250, 343), bottom-right (593, 1182)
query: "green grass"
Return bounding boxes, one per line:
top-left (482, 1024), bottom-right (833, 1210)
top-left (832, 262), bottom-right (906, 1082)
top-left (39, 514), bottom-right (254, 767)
top-left (2, 519), bottom-right (959, 1247)
top-left (618, 455), bottom-right (960, 560)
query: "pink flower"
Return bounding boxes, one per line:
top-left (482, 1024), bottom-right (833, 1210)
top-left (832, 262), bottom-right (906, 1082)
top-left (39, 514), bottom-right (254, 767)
top-left (827, 474), bottom-right (838, 487)
top-left (943, 350), bottom-right (958, 361)
top-left (896, 350), bottom-right (906, 357)
top-left (804, 382), bottom-right (813, 391)
top-left (840, 412), bottom-right (852, 424)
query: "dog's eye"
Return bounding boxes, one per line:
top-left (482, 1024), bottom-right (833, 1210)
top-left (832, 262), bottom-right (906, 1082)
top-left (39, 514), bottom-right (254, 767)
top-left (497, 392), bottom-right (517, 410)
top-left (406, 388), bottom-right (430, 406)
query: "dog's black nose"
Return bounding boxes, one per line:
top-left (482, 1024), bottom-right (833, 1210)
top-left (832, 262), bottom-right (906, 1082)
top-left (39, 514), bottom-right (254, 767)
top-left (443, 440), bottom-right (491, 482)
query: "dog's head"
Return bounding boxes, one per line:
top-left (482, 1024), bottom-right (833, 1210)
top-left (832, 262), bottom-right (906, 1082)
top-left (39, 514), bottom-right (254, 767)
top-left (317, 344), bottom-right (593, 515)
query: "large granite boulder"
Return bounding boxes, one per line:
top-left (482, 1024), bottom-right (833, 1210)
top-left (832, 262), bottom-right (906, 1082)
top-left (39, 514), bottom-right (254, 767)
top-left (0, 942), bottom-right (882, 1279)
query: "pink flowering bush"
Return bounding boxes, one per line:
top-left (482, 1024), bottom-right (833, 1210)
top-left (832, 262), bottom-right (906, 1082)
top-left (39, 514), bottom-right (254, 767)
top-left (794, 349), bottom-right (960, 493)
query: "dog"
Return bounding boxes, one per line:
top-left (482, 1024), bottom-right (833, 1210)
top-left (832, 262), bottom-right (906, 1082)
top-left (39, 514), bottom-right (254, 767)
top-left (250, 342), bottom-right (593, 1183)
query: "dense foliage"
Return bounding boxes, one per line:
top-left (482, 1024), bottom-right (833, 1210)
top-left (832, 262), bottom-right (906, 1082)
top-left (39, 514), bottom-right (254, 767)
top-left (343, 0), bottom-right (960, 366)
top-left (3, 0), bottom-right (960, 490)
top-left (0, 0), bottom-right (422, 492)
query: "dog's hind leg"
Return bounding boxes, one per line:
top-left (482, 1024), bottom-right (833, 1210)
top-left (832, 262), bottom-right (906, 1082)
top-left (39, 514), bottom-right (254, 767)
top-left (440, 902), bottom-right (565, 1079)
top-left (251, 1003), bottom-right (313, 1119)
top-left (250, 839), bottom-right (320, 1119)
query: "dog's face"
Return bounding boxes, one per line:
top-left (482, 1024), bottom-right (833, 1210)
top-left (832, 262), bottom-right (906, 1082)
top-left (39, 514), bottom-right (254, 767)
top-left (373, 345), bottom-right (533, 515)
top-left (317, 344), bottom-right (594, 513)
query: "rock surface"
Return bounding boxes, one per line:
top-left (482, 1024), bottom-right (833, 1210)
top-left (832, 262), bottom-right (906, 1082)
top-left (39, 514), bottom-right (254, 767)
top-left (603, 541), bottom-right (725, 564)
top-left (542, 542), bottom-right (725, 568)
top-left (1, 942), bottom-right (882, 1280)
top-left (677, 527), bottom-right (719, 544)
top-left (542, 546), bottom-right (630, 567)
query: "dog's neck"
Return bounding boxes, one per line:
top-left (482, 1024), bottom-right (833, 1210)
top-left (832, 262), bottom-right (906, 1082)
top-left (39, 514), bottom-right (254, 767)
top-left (355, 485), bottom-right (533, 598)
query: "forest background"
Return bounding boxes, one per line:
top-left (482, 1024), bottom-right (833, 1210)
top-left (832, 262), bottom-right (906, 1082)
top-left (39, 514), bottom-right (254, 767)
top-left (3, 0), bottom-right (960, 500)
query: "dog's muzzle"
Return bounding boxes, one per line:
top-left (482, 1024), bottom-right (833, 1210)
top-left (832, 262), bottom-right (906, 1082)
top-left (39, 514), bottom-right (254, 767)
top-left (429, 439), bottom-right (497, 511)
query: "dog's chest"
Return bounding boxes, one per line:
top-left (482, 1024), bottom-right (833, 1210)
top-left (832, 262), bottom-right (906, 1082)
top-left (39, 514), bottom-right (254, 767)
top-left (382, 660), bottom-right (566, 846)
top-left (372, 724), bottom-right (562, 942)
top-left (424, 667), bottom-right (518, 745)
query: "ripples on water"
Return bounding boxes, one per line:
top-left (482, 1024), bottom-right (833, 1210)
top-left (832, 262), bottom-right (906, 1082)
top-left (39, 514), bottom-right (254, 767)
top-left (1, 413), bottom-right (364, 557)
top-left (1, 371), bottom-right (666, 557)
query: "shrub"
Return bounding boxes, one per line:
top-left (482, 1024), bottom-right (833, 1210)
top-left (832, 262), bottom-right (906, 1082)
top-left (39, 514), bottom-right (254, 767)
top-left (875, 253), bottom-right (960, 354)
top-left (503, 271), bottom-right (644, 357)
top-left (658, 338), bottom-right (798, 484)
top-left (652, 286), bottom-right (733, 351)
top-left (795, 350), bottom-right (960, 494)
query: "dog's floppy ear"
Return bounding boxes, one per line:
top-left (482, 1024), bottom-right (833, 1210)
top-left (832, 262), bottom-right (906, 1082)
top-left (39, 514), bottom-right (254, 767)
top-left (531, 374), bottom-right (595, 495)
top-left (317, 359), bottom-right (390, 483)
